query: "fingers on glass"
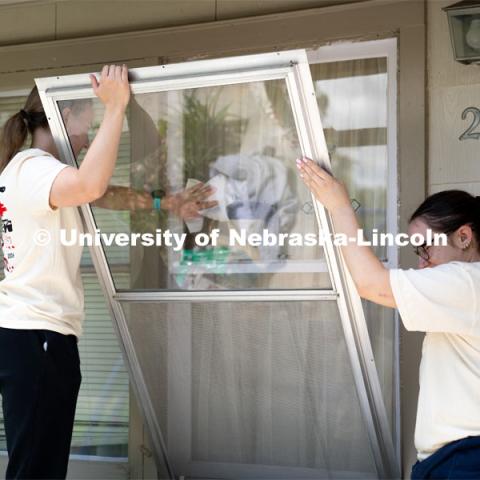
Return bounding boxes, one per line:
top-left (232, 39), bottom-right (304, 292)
top-left (296, 157), bottom-right (333, 179)
top-left (297, 164), bottom-right (321, 187)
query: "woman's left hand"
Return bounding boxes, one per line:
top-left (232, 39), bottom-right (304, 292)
top-left (296, 156), bottom-right (351, 213)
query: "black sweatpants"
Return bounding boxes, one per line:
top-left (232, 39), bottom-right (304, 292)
top-left (0, 327), bottom-right (81, 479)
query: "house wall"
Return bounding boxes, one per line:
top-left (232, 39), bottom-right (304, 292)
top-left (0, 0), bottom-right (363, 46)
top-left (427, 0), bottom-right (480, 197)
top-left (0, 0), bottom-right (427, 478)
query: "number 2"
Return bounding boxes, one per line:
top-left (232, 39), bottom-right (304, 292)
top-left (459, 107), bottom-right (480, 141)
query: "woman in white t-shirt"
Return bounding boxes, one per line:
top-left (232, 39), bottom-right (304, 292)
top-left (297, 156), bottom-right (480, 480)
top-left (0, 64), bottom-right (214, 479)
top-left (0, 65), bottom-right (132, 480)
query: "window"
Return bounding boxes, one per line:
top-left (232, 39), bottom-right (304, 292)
top-left (59, 82), bottom-right (329, 292)
top-left (37, 47), bottom-right (399, 478)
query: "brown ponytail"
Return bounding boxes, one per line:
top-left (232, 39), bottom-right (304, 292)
top-left (0, 86), bottom-right (49, 173)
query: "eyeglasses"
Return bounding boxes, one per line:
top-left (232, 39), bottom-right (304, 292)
top-left (413, 230), bottom-right (456, 261)
top-left (413, 244), bottom-right (431, 261)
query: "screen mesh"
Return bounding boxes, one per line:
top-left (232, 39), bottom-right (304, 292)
top-left (121, 300), bottom-right (377, 478)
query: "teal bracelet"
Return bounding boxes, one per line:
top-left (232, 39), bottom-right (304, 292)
top-left (153, 197), bottom-right (161, 210)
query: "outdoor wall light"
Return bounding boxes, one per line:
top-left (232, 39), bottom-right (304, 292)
top-left (444, 0), bottom-right (480, 64)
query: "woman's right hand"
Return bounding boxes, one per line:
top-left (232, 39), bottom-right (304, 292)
top-left (297, 156), bottom-right (350, 213)
top-left (89, 65), bottom-right (130, 112)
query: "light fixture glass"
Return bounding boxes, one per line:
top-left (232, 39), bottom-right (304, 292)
top-left (444, 1), bottom-right (480, 64)
top-left (466, 16), bottom-right (480, 50)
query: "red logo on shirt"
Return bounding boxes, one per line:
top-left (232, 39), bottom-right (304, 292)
top-left (0, 202), bottom-right (6, 217)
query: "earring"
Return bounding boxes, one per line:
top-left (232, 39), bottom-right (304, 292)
top-left (463, 242), bottom-right (471, 250)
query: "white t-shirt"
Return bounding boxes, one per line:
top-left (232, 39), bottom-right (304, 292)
top-left (390, 261), bottom-right (480, 461)
top-left (0, 148), bottom-right (84, 337)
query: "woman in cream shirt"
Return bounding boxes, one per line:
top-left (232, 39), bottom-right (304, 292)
top-left (297, 156), bottom-right (480, 480)
top-left (0, 64), bottom-right (215, 479)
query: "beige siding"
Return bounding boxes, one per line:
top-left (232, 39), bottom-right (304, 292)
top-left (0, 0), bottom-right (364, 47)
top-left (430, 182), bottom-right (480, 196)
top-left (0, 2), bottom-right (55, 45)
top-left (55, 0), bottom-right (216, 39)
top-left (428, 0), bottom-right (480, 193)
top-left (216, 0), bottom-right (363, 19)
top-left (429, 84), bottom-right (480, 186)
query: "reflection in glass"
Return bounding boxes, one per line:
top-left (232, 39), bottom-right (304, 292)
top-left (59, 80), bottom-right (331, 292)
top-left (310, 55), bottom-right (395, 440)
top-left (121, 301), bottom-right (377, 478)
top-left (446, 13), bottom-right (480, 61)
top-left (310, 58), bottom-right (388, 260)
top-left (363, 299), bottom-right (396, 439)
top-left (73, 250), bottom-right (130, 457)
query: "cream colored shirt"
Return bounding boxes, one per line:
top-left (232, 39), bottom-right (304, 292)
top-left (0, 148), bottom-right (84, 337)
top-left (390, 261), bottom-right (480, 461)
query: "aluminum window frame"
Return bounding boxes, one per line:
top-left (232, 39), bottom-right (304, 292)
top-left (36, 49), bottom-right (399, 479)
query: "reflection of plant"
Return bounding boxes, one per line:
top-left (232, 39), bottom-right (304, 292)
top-left (263, 81), bottom-right (303, 154)
top-left (157, 118), bottom-right (168, 138)
top-left (183, 89), bottom-right (247, 182)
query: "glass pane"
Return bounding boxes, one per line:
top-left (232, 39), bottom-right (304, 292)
top-left (58, 80), bottom-right (332, 292)
top-left (310, 55), bottom-right (395, 437)
top-left (72, 256), bottom-right (130, 457)
top-left (121, 301), bottom-right (377, 479)
top-left (449, 14), bottom-right (480, 61)
top-left (363, 300), bottom-right (396, 437)
top-left (310, 58), bottom-right (388, 261)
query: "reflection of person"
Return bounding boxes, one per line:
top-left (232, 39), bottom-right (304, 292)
top-left (297, 157), bottom-right (480, 479)
top-left (91, 92), bottom-right (216, 219)
top-left (93, 96), bottom-right (216, 220)
top-left (0, 65), bottom-right (130, 479)
top-left (93, 182), bottom-right (216, 220)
